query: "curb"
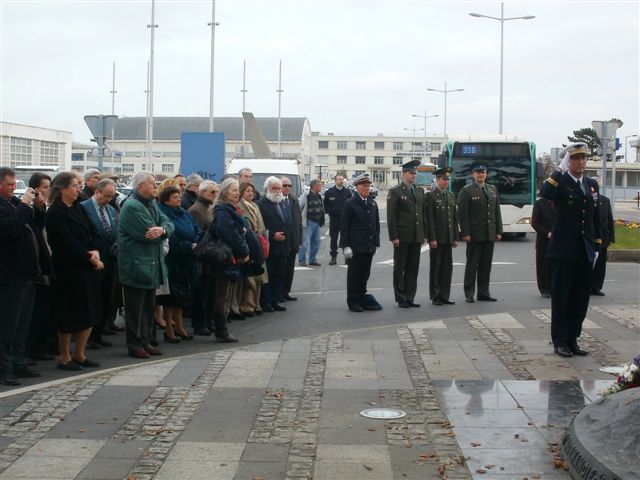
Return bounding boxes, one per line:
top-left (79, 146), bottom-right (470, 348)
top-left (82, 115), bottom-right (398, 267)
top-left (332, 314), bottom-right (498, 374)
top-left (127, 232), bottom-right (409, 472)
top-left (608, 249), bottom-right (640, 262)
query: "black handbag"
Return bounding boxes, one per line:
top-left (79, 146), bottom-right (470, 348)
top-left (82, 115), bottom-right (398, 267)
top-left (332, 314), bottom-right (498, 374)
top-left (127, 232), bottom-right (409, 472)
top-left (193, 229), bottom-right (233, 268)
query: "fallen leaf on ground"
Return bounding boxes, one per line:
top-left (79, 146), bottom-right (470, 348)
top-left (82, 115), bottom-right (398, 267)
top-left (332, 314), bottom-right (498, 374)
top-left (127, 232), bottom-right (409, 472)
top-left (476, 468), bottom-right (487, 474)
top-left (363, 464), bottom-right (373, 471)
top-left (471, 442), bottom-right (481, 447)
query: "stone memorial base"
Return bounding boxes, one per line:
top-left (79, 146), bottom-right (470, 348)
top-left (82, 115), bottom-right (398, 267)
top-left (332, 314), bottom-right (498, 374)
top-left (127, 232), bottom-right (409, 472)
top-left (562, 388), bottom-right (639, 480)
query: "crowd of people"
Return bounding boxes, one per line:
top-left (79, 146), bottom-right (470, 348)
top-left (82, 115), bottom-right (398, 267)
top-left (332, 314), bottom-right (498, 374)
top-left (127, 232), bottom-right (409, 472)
top-left (0, 142), bottom-right (610, 385)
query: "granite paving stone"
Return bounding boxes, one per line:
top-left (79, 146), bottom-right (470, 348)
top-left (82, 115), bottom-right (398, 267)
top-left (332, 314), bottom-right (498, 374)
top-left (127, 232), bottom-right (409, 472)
top-left (159, 358), bottom-right (211, 387)
top-left (76, 458), bottom-right (138, 479)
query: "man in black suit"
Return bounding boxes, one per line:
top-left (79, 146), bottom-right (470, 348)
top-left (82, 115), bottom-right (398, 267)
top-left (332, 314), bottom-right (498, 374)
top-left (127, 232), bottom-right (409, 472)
top-left (531, 195), bottom-right (556, 298)
top-left (257, 177), bottom-right (290, 312)
top-left (591, 193), bottom-right (614, 296)
top-left (281, 177), bottom-right (302, 302)
top-left (541, 142), bottom-right (602, 358)
top-left (0, 167), bottom-right (41, 385)
top-left (78, 168), bottom-right (101, 201)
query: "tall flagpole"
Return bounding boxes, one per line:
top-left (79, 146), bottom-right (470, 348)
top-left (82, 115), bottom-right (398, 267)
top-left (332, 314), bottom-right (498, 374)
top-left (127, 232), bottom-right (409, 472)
top-left (208, 0), bottom-right (217, 132)
top-left (110, 61), bottom-right (117, 172)
top-left (146, 0), bottom-right (158, 164)
top-left (241, 59), bottom-right (247, 151)
top-left (277, 59), bottom-right (283, 156)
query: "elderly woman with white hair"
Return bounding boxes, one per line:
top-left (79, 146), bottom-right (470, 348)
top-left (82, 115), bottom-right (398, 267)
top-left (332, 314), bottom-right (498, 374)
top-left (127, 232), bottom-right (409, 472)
top-left (208, 177), bottom-right (250, 342)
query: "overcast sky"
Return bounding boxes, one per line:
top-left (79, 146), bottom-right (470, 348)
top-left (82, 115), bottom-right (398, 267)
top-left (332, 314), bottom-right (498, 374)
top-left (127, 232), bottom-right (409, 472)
top-left (1, 0), bottom-right (638, 156)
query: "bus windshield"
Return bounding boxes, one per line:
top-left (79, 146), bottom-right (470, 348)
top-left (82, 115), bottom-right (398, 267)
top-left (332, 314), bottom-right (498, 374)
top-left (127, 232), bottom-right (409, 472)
top-left (416, 170), bottom-right (434, 187)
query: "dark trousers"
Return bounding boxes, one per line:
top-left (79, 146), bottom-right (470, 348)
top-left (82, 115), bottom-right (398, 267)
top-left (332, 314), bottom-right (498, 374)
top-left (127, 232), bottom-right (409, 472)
top-left (329, 216), bottom-right (341, 256)
top-left (212, 276), bottom-right (233, 336)
top-left (123, 286), bottom-right (156, 352)
top-left (192, 273), bottom-right (216, 330)
top-left (283, 250), bottom-right (298, 296)
top-left (27, 284), bottom-right (57, 358)
top-left (261, 254), bottom-right (288, 307)
top-left (429, 244), bottom-right (453, 301)
top-left (535, 247), bottom-right (551, 295)
top-left (0, 282), bottom-right (36, 376)
top-left (91, 270), bottom-right (120, 342)
top-left (591, 247), bottom-right (608, 291)
top-left (347, 252), bottom-right (374, 307)
top-left (463, 241), bottom-right (495, 298)
top-left (549, 259), bottom-right (593, 348)
top-left (393, 242), bottom-right (422, 303)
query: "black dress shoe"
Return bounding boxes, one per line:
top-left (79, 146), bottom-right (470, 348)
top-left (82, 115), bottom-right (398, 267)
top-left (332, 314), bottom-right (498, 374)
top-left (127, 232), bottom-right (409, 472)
top-left (569, 344), bottom-right (589, 356)
top-left (57, 361), bottom-right (83, 371)
top-left (477, 295), bottom-right (497, 302)
top-left (590, 289), bottom-right (605, 296)
top-left (98, 338), bottom-right (113, 347)
top-left (554, 346), bottom-right (573, 358)
top-left (309, 261), bottom-right (321, 266)
top-left (284, 294), bottom-right (297, 301)
top-left (442, 299), bottom-right (455, 305)
top-left (0, 375), bottom-right (20, 386)
top-left (229, 312), bottom-right (246, 321)
top-left (432, 298), bottom-right (443, 306)
top-left (272, 304), bottom-right (287, 312)
top-left (541, 292), bottom-right (551, 298)
top-left (348, 305), bottom-right (364, 312)
top-left (465, 297), bottom-right (475, 303)
top-left (164, 333), bottom-right (180, 344)
top-left (262, 305), bottom-right (274, 313)
top-left (176, 332), bottom-right (194, 341)
top-left (255, 310), bottom-right (264, 316)
top-left (14, 366), bottom-right (41, 378)
top-left (407, 301), bottom-right (421, 308)
top-left (87, 341), bottom-right (102, 350)
top-left (242, 311), bottom-right (255, 317)
top-left (193, 327), bottom-right (212, 336)
top-left (216, 333), bottom-right (239, 343)
top-left (329, 256), bottom-right (337, 266)
top-left (144, 345), bottom-right (163, 356)
top-left (398, 301), bottom-right (411, 309)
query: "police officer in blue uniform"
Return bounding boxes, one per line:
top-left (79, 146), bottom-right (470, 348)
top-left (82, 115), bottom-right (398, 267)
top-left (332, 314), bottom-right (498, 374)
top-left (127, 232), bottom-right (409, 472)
top-left (340, 174), bottom-right (381, 312)
top-left (540, 142), bottom-right (602, 357)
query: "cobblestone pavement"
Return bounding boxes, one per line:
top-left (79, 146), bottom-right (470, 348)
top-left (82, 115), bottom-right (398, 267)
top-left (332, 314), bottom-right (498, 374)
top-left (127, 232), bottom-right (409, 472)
top-left (1, 304), bottom-right (637, 480)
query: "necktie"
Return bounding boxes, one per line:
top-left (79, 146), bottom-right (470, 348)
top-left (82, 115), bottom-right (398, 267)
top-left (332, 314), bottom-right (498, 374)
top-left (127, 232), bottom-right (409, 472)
top-left (482, 186), bottom-right (489, 200)
top-left (99, 206), bottom-right (111, 234)
top-left (578, 179), bottom-right (586, 195)
top-left (410, 185), bottom-right (416, 199)
top-left (276, 203), bottom-right (285, 221)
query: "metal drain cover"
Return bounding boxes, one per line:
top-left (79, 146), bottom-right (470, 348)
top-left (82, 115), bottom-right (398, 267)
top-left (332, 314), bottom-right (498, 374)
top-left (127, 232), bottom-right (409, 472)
top-left (360, 408), bottom-right (406, 419)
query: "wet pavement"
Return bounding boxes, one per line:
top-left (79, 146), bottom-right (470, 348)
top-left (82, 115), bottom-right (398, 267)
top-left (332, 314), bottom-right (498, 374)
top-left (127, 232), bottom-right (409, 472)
top-left (1, 303), bottom-right (637, 479)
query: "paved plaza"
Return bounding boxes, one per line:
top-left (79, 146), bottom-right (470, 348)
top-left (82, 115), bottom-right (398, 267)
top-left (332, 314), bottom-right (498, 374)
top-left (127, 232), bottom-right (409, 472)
top-left (1, 303), bottom-right (637, 479)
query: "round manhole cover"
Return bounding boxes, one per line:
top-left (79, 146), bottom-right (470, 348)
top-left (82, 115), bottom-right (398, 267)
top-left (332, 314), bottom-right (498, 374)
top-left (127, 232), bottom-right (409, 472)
top-left (360, 408), bottom-right (406, 419)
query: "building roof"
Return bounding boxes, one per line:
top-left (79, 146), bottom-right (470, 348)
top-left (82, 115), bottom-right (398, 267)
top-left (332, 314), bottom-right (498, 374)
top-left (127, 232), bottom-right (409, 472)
top-left (113, 117), bottom-right (308, 142)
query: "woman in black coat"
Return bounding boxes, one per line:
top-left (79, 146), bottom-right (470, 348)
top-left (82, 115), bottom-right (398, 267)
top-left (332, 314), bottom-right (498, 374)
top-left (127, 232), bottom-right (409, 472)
top-left (209, 178), bottom-right (250, 343)
top-left (45, 172), bottom-right (104, 371)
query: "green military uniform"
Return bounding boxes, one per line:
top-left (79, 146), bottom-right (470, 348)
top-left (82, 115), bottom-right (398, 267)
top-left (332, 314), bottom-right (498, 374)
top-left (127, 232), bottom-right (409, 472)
top-left (457, 175), bottom-right (503, 301)
top-left (425, 180), bottom-right (459, 304)
top-left (387, 161), bottom-right (426, 307)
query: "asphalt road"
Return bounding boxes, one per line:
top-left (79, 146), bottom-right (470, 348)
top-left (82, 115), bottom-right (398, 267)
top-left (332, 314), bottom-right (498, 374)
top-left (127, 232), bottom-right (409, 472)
top-left (3, 204), bottom-right (639, 393)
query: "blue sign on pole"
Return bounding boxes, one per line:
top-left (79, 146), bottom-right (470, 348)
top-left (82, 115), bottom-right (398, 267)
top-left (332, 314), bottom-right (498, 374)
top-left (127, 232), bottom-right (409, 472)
top-left (180, 132), bottom-right (225, 182)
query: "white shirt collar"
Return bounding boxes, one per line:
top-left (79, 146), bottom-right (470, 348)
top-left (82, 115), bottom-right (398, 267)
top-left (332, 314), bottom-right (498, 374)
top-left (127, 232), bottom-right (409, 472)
top-left (568, 171), bottom-right (583, 183)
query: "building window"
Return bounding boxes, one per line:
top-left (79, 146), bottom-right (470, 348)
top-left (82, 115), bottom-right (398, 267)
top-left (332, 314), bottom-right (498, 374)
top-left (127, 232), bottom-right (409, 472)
top-left (318, 141), bottom-right (329, 149)
top-left (354, 170), bottom-right (365, 177)
top-left (392, 171), bottom-right (402, 181)
top-left (337, 155), bottom-right (347, 165)
top-left (412, 142), bottom-right (423, 149)
top-left (356, 141), bottom-right (366, 150)
top-left (393, 156), bottom-right (403, 165)
top-left (122, 163), bottom-right (134, 172)
top-left (431, 143), bottom-right (441, 151)
top-left (337, 141), bottom-right (347, 150)
top-left (616, 171), bottom-right (624, 186)
top-left (162, 164), bottom-right (174, 173)
top-left (374, 156), bottom-right (384, 165)
top-left (374, 141), bottom-right (385, 150)
top-left (10, 137), bottom-right (32, 166)
top-left (393, 142), bottom-right (403, 151)
top-left (40, 141), bottom-right (59, 165)
top-left (626, 172), bottom-right (639, 187)
top-left (412, 157), bottom-right (422, 162)
top-left (355, 156), bottom-right (366, 164)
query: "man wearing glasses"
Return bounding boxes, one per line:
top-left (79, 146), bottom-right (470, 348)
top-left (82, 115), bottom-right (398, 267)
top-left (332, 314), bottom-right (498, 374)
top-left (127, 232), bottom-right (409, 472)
top-left (280, 177), bottom-right (302, 301)
top-left (425, 168), bottom-right (458, 305)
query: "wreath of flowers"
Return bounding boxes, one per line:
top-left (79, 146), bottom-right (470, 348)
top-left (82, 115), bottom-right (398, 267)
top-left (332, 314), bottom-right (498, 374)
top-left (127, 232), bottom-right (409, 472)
top-left (601, 354), bottom-right (640, 397)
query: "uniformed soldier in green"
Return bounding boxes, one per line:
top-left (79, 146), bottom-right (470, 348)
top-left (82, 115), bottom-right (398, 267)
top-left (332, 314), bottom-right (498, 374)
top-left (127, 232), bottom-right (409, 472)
top-left (425, 167), bottom-right (459, 305)
top-left (457, 164), bottom-right (503, 303)
top-left (387, 160), bottom-right (426, 308)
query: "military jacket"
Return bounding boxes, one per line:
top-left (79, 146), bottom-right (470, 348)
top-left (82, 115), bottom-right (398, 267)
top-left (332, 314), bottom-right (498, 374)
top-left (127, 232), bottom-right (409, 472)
top-left (425, 188), bottom-right (459, 244)
top-left (340, 195), bottom-right (380, 254)
top-left (457, 182), bottom-right (503, 242)
top-left (387, 182), bottom-right (425, 243)
top-left (540, 171), bottom-right (602, 263)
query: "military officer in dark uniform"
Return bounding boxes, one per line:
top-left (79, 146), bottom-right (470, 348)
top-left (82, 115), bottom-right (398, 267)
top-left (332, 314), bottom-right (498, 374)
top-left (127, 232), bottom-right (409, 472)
top-left (541, 142), bottom-right (602, 358)
top-left (323, 174), bottom-right (352, 265)
top-left (457, 164), bottom-right (503, 303)
top-left (340, 174), bottom-right (381, 312)
top-left (591, 192), bottom-right (614, 296)
top-left (531, 194), bottom-right (556, 298)
top-left (387, 160), bottom-right (426, 308)
top-left (425, 167), bottom-right (459, 305)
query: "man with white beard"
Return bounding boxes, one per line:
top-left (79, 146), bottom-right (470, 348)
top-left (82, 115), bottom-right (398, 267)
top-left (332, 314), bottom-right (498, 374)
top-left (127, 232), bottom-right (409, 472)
top-left (257, 177), bottom-right (290, 313)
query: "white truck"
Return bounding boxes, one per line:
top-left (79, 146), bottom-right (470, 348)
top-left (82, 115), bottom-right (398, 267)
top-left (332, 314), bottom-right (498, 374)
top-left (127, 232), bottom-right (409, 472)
top-left (226, 158), bottom-right (304, 197)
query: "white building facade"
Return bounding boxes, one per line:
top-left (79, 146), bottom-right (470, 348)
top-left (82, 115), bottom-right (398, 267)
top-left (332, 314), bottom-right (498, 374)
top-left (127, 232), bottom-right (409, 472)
top-left (0, 122), bottom-right (72, 179)
top-left (311, 133), bottom-right (447, 189)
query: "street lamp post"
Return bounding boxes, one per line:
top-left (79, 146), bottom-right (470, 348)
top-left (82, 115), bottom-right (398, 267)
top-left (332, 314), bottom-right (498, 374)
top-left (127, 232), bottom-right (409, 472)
top-left (469, 2), bottom-right (534, 135)
top-left (426, 82), bottom-right (463, 137)
top-left (412, 110), bottom-right (439, 159)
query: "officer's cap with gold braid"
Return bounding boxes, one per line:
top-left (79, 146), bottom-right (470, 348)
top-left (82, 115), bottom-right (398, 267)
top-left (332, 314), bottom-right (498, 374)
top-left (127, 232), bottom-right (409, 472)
top-left (560, 142), bottom-right (588, 158)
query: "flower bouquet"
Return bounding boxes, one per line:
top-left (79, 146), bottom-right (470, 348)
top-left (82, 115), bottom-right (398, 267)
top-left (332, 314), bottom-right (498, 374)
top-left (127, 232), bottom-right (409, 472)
top-left (600, 354), bottom-right (640, 397)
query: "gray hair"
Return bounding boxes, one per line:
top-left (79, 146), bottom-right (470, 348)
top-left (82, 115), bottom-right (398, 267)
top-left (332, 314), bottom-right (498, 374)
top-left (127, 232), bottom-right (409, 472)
top-left (96, 178), bottom-right (117, 191)
top-left (186, 174), bottom-right (203, 188)
top-left (199, 180), bottom-right (217, 193)
top-left (238, 167), bottom-right (252, 177)
top-left (84, 168), bottom-right (101, 181)
top-left (132, 171), bottom-right (154, 189)
top-left (219, 178), bottom-right (239, 203)
top-left (263, 176), bottom-right (282, 193)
